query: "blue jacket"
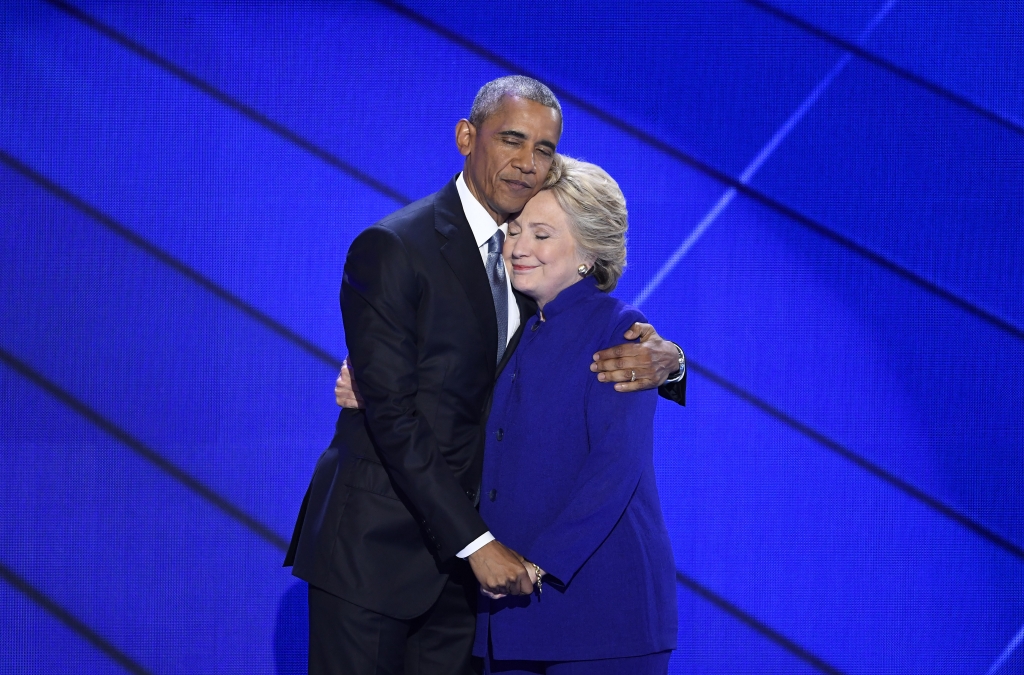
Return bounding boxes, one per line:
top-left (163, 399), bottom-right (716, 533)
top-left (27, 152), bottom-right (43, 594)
top-left (474, 277), bottom-right (677, 662)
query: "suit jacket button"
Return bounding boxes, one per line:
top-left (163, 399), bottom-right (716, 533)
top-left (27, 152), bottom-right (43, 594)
top-left (488, 489), bottom-right (497, 502)
top-left (496, 428), bottom-right (504, 441)
top-left (466, 489), bottom-right (476, 500)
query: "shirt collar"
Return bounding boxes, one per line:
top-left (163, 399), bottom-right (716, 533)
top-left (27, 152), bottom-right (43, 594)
top-left (456, 172), bottom-right (507, 248)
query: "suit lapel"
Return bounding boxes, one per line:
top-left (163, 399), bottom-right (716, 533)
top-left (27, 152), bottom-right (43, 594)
top-left (435, 177), bottom-right (499, 371)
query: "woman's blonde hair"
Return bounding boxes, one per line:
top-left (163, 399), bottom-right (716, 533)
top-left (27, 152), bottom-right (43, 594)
top-left (542, 154), bottom-right (627, 292)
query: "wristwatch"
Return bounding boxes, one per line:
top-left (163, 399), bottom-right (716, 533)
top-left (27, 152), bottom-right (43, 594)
top-left (665, 342), bottom-right (685, 383)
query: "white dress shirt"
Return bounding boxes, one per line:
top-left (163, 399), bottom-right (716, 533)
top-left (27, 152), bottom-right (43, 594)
top-left (455, 173), bottom-right (521, 344)
top-left (454, 172), bottom-right (519, 559)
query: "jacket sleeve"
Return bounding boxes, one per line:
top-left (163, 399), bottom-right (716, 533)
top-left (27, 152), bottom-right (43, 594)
top-left (341, 225), bottom-right (488, 561)
top-left (658, 370), bottom-right (686, 406)
top-left (523, 311), bottom-right (659, 586)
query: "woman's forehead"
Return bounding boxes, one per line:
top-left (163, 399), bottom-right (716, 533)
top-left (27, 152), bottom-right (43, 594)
top-left (516, 191), bottom-right (565, 225)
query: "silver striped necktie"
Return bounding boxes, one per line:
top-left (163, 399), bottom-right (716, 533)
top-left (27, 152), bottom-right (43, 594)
top-left (485, 229), bottom-right (508, 366)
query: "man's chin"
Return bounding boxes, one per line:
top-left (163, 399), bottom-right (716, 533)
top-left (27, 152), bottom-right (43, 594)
top-left (497, 197), bottom-right (533, 218)
top-left (499, 181), bottom-right (539, 205)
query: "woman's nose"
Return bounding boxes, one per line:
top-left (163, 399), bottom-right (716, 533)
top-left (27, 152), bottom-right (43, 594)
top-left (503, 236), bottom-right (516, 257)
top-left (509, 237), bottom-right (529, 258)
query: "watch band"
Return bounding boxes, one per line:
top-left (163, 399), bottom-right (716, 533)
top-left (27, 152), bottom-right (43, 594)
top-left (665, 342), bottom-right (685, 383)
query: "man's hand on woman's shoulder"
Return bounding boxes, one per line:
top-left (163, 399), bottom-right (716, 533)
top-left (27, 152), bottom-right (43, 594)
top-left (590, 322), bottom-right (684, 393)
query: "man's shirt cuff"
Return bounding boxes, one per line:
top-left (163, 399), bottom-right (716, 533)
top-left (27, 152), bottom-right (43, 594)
top-left (456, 531), bottom-right (495, 559)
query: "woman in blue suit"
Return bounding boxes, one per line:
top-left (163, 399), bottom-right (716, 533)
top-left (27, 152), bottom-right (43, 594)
top-left (474, 156), bottom-right (677, 674)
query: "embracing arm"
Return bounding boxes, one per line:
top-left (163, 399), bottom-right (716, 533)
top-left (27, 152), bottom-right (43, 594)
top-left (591, 322), bottom-right (686, 405)
top-left (341, 327), bottom-right (686, 409)
top-left (342, 227), bottom-right (487, 561)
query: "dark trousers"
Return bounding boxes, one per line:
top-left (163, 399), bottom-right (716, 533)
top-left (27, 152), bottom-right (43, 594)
top-left (483, 650), bottom-right (671, 675)
top-left (308, 565), bottom-right (479, 675)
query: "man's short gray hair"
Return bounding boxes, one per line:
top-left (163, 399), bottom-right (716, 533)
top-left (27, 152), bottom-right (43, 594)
top-left (542, 155), bottom-right (628, 292)
top-left (469, 76), bottom-right (562, 131)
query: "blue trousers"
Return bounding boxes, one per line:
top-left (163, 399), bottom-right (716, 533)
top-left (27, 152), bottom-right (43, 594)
top-left (483, 650), bottom-right (671, 675)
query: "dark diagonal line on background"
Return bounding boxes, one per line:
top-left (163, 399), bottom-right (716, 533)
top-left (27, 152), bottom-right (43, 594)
top-left (759, 199), bottom-right (1024, 342)
top-left (45, 0), bottom-right (412, 206)
top-left (371, 0), bottom-right (1024, 343)
top-left (744, 0), bottom-right (1024, 137)
top-left (676, 571), bottom-right (845, 675)
top-left (0, 347), bottom-right (289, 552)
top-left (0, 150), bottom-right (344, 372)
top-left (51, 0), bottom-right (1024, 343)
top-left (372, 0), bottom-right (758, 184)
top-left (689, 360), bottom-right (1024, 563)
top-left (0, 562), bottom-right (153, 675)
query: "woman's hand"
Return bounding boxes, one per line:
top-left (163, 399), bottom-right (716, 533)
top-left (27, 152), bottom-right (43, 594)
top-left (335, 358), bottom-right (365, 409)
top-left (524, 561), bottom-right (545, 585)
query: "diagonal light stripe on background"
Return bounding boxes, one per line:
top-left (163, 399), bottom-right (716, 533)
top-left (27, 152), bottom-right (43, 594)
top-left (987, 622), bottom-right (1024, 675)
top-left (633, 0), bottom-right (897, 307)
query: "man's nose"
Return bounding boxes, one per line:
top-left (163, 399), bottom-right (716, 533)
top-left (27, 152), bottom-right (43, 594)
top-left (511, 146), bottom-right (536, 174)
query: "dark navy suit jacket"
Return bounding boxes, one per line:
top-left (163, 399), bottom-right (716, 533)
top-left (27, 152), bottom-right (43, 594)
top-left (474, 277), bottom-right (678, 661)
top-left (286, 177), bottom-right (527, 619)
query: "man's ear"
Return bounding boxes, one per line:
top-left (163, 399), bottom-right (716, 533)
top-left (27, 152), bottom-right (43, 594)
top-left (455, 119), bottom-right (475, 157)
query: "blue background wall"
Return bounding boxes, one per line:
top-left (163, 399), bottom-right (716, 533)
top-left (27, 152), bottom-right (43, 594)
top-left (2, 1), bottom-right (1022, 673)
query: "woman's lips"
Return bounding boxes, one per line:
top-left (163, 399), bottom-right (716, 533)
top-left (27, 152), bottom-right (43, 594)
top-left (512, 264), bottom-right (538, 273)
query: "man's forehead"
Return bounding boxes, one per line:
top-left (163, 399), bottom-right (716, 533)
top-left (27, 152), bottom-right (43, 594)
top-left (488, 97), bottom-right (560, 128)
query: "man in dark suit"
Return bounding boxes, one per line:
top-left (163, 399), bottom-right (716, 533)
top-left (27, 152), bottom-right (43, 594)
top-left (286, 76), bottom-right (687, 675)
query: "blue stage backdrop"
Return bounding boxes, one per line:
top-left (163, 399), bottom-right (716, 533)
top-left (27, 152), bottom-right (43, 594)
top-left (2, 2), bottom-right (1022, 673)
